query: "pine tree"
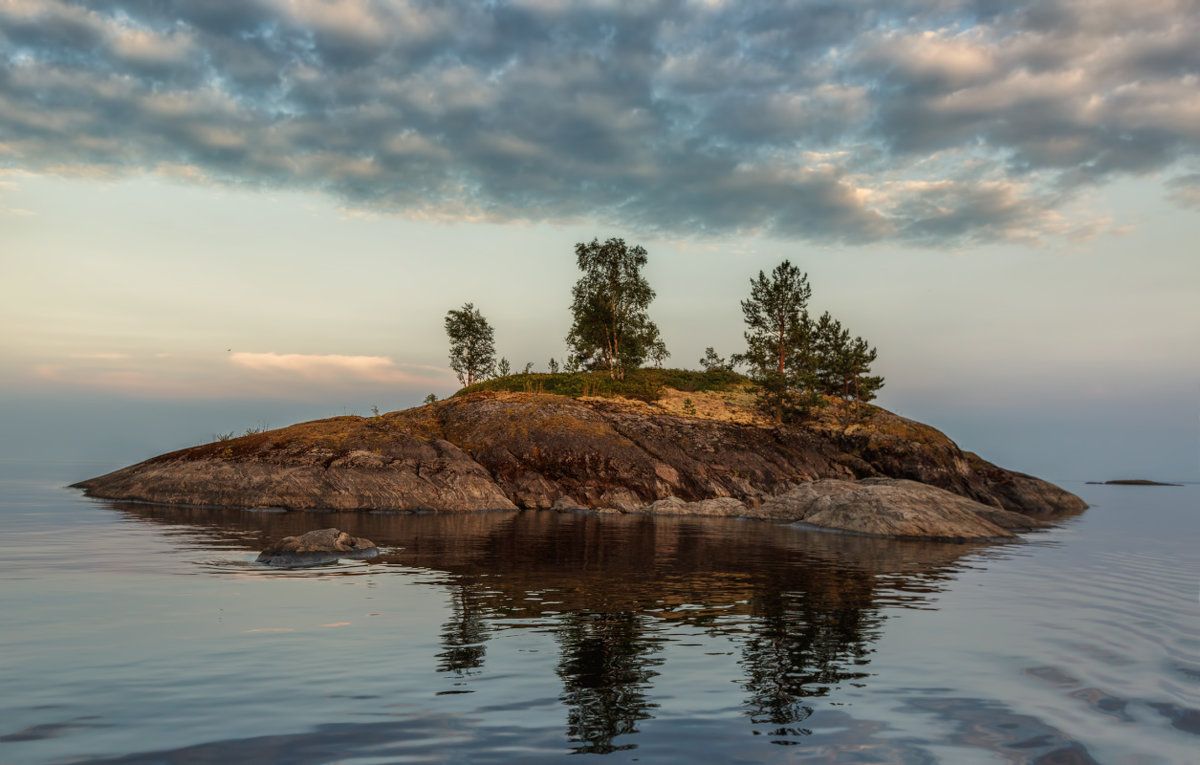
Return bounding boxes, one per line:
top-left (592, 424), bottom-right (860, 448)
top-left (736, 261), bottom-right (818, 422)
top-left (813, 311), bottom-right (883, 403)
top-left (444, 302), bottom-right (496, 387)
top-left (699, 347), bottom-right (733, 372)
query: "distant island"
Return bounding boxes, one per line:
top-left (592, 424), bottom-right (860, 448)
top-left (74, 369), bottom-right (1086, 542)
top-left (1086, 479), bottom-right (1183, 486)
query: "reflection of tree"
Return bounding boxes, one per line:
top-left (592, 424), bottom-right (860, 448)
top-left (740, 587), bottom-right (880, 742)
top-left (555, 611), bottom-right (663, 754)
top-left (436, 583), bottom-right (489, 676)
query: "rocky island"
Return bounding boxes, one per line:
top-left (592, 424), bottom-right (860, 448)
top-left (73, 378), bottom-right (1086, 542)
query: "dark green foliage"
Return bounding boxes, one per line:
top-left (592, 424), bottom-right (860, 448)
top-left (735, 261), bottom-right (819, 422)
top-left (445, 302), bottom-right (496, 387)
top-left (424, 393), bottom-right (438, 404)
top-left (456, 367), bottom-right (746, 402)
top-left (548, 357), bottom-right (560, 374)
top-left (496, 357), bottom-right (511, 377)
top-left (566, 237), bottom-right (667, 380)
top-left (812, 312), bottom-right (884, 403)
top-left (699, 347), bottom-right (734, 372)
top-left (735, 262), bottom-right (885, 421)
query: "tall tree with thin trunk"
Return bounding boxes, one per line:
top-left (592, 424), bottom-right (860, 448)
top-left (444, 302), bottom-right (495, 387)
top-left (566, 237), bottom-right (667, 380)
top-left (736, 260), bottom-right (817, 422)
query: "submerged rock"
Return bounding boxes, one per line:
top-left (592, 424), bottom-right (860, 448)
top-left (256, 528), bottom-right (378, 566)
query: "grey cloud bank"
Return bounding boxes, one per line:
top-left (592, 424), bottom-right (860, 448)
top-left (3, 0), bottom-right (1199, 246)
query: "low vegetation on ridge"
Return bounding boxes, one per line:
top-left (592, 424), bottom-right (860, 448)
top-left (455, 367), bottom-right (746, 402)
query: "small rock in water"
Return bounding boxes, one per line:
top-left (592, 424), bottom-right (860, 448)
top-left (256, 528), bottom-right (378, 567)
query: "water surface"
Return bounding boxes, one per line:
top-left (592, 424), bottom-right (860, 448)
top-left (1, 461), bottom-right (1197, 763)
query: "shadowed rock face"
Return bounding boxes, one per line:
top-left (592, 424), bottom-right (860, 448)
top-left (73, 391), bottom-right (1086, 539)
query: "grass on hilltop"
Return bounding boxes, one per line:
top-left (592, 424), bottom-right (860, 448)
top-left (455, 367), bottom-right (748, 402)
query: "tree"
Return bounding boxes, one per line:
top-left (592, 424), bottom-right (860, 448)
top-left (566, 237), bottom-right (667, 380)
top-left (699, 346), bottom-right (733, 372)
top-left (736, 260), bottom-right (818, 422)
top-left (497, 357), bottom-right (511, 377)
top-left (548, 357), bottom-right (560, 374)
top-left (444, 302), bottom-right (495, 387)
top-left (812, 312), bottom-right (884, 403)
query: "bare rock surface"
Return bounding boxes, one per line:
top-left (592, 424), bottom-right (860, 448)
top-left (747, 478), bottom-right (1021, 540)
top-left (73, 391), bottom-right (1087, 540)
top-left (256, 528), bottom-right (378, 566)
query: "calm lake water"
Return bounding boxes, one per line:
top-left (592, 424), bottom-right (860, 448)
top-left (1, 460), bottom-right (1197, 764)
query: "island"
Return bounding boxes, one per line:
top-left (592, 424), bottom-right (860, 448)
top-left (1086, 479), bottom-right (1183, 486)
top-left (73, 376), bottom-right (1086, 542)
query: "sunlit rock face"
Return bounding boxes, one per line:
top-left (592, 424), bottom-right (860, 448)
top-left (74, 391), bottom-right (1085, 540)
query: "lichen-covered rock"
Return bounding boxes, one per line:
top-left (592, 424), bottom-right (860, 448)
top-left (256, 528), bottom-right (378, 566)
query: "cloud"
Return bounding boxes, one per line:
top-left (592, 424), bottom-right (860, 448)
top-left (1167, 173), bottom-right (1200, 209)
top-left (25, 351), bottom-right (453, 398)
top-left (229, 352), bottom-right (451, 386)
top-left (2, 0), bottom-right (1199, 246)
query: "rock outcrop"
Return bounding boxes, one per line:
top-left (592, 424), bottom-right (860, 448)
top-left (256, 528), bottom-right (378, 566)
top-left (74, 390), bottom-right (1086, 540)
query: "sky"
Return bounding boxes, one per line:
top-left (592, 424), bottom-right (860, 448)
top-left (1, 0), bottom-right (1198, 482)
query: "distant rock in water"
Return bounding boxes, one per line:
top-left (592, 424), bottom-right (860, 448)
top-left (1086, 479), bottom-right (1183, 486)
top-left (73, 390), bottom-right (1088, 542)
top-left (256, 528), bottom-right (378, 567)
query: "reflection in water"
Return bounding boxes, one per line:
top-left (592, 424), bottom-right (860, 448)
top-left (437, 583), bottom-right (489, 677)
top-left (103, 501), bottom-right (993, 754)
top-left (556, 611), bottom-right (662, 753)
top-left (741, 588), bottom-right (877, 741)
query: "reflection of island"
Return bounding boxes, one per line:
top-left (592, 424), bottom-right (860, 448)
top-left (105, 502), bottom-right (987, 751)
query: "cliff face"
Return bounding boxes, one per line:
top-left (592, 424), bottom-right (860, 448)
top-left (74, 391), bottom-right (1086, 526)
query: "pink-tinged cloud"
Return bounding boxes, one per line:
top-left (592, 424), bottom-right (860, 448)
top-left (229, 352), bottom-right (452, 385)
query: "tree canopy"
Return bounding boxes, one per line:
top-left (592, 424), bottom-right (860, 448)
top-left (736, 261), bottom-right (883, 421)
top-left (812, 311), bottom-right (884, 403)
top-left (444, 302), bottom-right (496, 387)
top-left (566, 237), bottom-right (667, 379)
top-left (735, 260), bottom-right (817, 421)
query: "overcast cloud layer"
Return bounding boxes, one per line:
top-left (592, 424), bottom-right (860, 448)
top-left (2, 0), bottom-right (1198, 245)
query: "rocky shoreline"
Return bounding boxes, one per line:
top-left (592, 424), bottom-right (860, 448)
top-left (73, 391), bottom-right (1086, 541)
